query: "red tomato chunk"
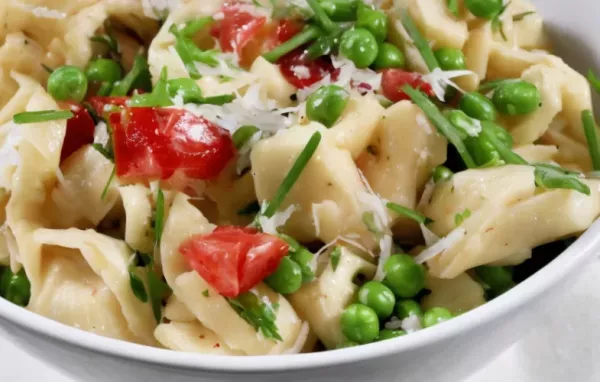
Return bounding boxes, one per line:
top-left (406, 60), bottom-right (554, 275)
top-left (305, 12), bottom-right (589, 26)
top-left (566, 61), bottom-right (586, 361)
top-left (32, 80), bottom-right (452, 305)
top-left (278, 48), bottom-right (338, 89)
top-left (381, 69), bottom-right (435, 102)
top-left (179, 226), bottom-right (289, 297)
top-left (109, 107), bottom-right (235, 181)
top-left (60, 103), bottom-right (95, 162)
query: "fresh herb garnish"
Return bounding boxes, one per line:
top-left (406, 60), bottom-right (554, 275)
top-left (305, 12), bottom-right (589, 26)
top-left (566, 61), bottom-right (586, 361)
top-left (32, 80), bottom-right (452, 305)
top-left (306, 0), bottom-right (338, 33)
top-left (92, 143), bottom-right (113, 161)
top-left (386, 201), bottom-right (433, 225)
top-left (154, 188), bottom-right (165, 245)
top-left (180, 17), bottom-right (214, 38)
top-left (330, 246), bottom-right (341, 271)
top-left (491, 2), bottom-right (511, 42)
top-left (478, 78), bottom-right (519, 93)
top-left (582, 110), bottom-right (600, 171)
top-left (129, 67), bottom-right (173, 107)
top-left (262, 131), bottom-right (322, 219)
top-left (447, 0), bottom-right (459, 17)
top-left (128, 265), bottom-right (148, 303)
top-left (101, 166), bottom-right (116, 200)
top-left (263, 25), bottom-right (322, 63)
top-left (13, 110), bottom-right (73, 124)
top-left (228, 292), bottom-right (282, 341)
top-left (306, 27), bottom-right (344, 60)
top-left (512, 11), bottom-right (535, 21)
top-left (202, 289), bottom-right (210, 297)
top-left (401, 11), bottom-right (439, 71)
top-left (198, 93), bottom-right (235, 105)
top-left (402, 85), bottom-right (476, 168)
top-left (587, 70), bottom-right (600, 95)
top-left (41, 64), bottom-right (54, 74)
top-left (170, 23), bottom-right (220, 79)
top-left (147, 269), bottom-right (171, 323)
top-left (111, 54), bottom-right (152, 96)
top-left (454, 208), bottom-right (472, 226)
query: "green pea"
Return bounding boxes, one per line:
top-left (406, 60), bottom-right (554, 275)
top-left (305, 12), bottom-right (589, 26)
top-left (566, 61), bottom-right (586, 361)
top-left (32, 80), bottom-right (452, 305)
top-left (232, 125), bottom-right (259, 149)
top-left (357, 281), bottom-right (396, 319)
top-left (484, 121), bottom-right (513, 148)
top-left (319, 0), bottom-right (358, 21)
top-left (0, 267), bottom-right (31, 307)
top-left (290, 248), bottom-right (315, 283)
top-left (47, 65), bottom-right (88, 103)
top-left (394, 299), bottom-right (423, 320)
top-left (265, 257), bottom-right (303, 295)
top-left (372, 42), bottom-right (406, 70)
top-left (447, 109), bottom-right (477, 138)
top-left (86, 59), bottom-right (122, 83)
top-left (377, 329), bottom-right (406, 341)
top-left (337, 340), bottom-right (360, 348)
top-left (339, 28), bottom-right (379, 69)
top-left (167, 78), bottom-right (204, 104)
top-left (422, 307), bottom-right (453, 328)
top-left (382, 254), bottom-right (426, 298)
top-left (475, 266), bottom-right (515, 298)
top-left (306, 85), bottom-right (349, 127)
top-left (492, 80), bottom-right (541, 116)
top-left (464, 0), bottom-right (504, 19)
top-left (356, 3), bottom-right (388, 42)
top-left (340, 304), bottom-right (380, 344)
top-left (432, 165), bottom-right (453, 183)
top-left (459, 92), bottom-right (496, 121)
top-left (434, 48), bottom-right (466, 71)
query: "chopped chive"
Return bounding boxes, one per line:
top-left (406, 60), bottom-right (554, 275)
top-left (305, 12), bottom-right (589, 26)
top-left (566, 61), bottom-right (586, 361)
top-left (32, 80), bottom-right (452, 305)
top-left (202, 289), bottom-right (210, 297)
top-left (386, 202), bottom-right (432, 225)
top-left (233, 125), bottom-right (260, 149)
top-left (147, 269), bottom-right (171, 323)
top-left (263, 25), bottom-right (322, 63)
top-left (97, 82), bottom-right (113, 96)
top-left (587, 70), bottom-right (600, 95)
top-left (447, 0), bottom-right (459, 17)
top-left (582, 110), bottom-right (600, 171)
top-left (91, 143), bottom-right (114, 161)
top-left (330, 246), bottom-right (341, 271)
top-left (101, 166), bottom-right (116, 200)
top-left (111, 54), bottom-right (151, 96)
top-left (129, 67), bottom-right (173, 108)
top-left (155, 188), bottom-right (165, 245)
top-left (263, 131), bottom-right (322, 218)
top-left (454, 208), bottom-right (471, 226)
top-left (534, 163), bottom-right (590, 196)
top-left (401, 11), bottom-right (439, 71)
top-left (13, 110), bottom-right (73, 124)
top-left (41, 64), bottom-right (54, 74)
top-left (180, 17), bottom-right (214, 37)
top-left (128, 267), bottom-right (148, 303)
top-left (306, 0), bottom-right (339, 33)
top-left (172, 32), bottom-right (201, 79)
top-left (198, 93), bottom-right (235, 105)
top-left (90, 34), bottom-right (120, 56)
top-left (402, 85), bottom-right (476, 168)
top-left (479, 122), bottom-right (528, 165)
top-left (512, 11), bottom-right (535, 21)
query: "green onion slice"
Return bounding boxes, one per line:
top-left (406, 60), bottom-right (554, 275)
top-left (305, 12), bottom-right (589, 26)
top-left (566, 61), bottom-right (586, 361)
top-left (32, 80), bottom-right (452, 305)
top-left (386, 202), bottom-right (432, 225)
top-left (582, 110), bottom-right (600, 171)
top-left (263, 26), bottom-right (322, 63)
top-left (401, 11), bottom-right (439, 71)
top-left (13, 110), bottom-right (73, 124)
top-left (263, 131), bottom-right (322, 218)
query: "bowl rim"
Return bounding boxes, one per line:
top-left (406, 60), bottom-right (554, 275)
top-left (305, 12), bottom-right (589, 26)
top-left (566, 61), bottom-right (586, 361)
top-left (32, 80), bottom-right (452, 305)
top-left (1, 220), bottom-right (599, 373)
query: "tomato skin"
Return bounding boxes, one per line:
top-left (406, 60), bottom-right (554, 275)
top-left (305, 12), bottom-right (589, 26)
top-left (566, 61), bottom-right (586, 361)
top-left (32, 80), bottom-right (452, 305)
top-left (278, 48), bottom-right (338, 89)
top-left (60, 103), bottom-right (95, 161)
top-left (179, 227), bottom-right (289, 297)
top-left (380, 69), bottom-right (435, 102)
top-left (109, 107), bottom-right (235, 181)
top-left (211, 4), bottom-right (267, 56)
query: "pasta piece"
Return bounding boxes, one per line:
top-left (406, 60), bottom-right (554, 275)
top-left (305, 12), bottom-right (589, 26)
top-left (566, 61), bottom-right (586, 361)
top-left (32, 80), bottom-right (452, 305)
top-left (163, 294), bottom-right (196, 322)
top-left (359, 101), bottom-right (446, 238)
top-left (155, 321), bottom-right (243, 355)
top-left (160, 193), bottom-right (306, 355)
top-left (421, 165), bottom-right (536, 235)
top-left (509, 65), bottom-right (563, 145)
top-left (251, 125), bottom-right (378, 251)
top-left (326, 93), bottom-right (385, 160)
top-left (513, 144), bottom-right (558, 164)
top-left (249, 57), bottom-right (296, 107)
top-left (510, 0), bottom-right (550, 50)
top-left (48, 145), bottom-right (119, 229)
top-left (426, 180), bottom-right (600, 278)
top-left (421, 273), bottom-right (485, 314)
top-left (407, 0), bottom-right (469, 50)
top-left (289, 246), bottom-right (376, 349)
top-left (455, 22), bottom-right (493, 92)
top-left (29, 246), bottom-right (141, 343)
top-left (203, 162), bottom-right (257, 226)
top-left (540, 121), bottom-right (591, 172)
top-left (5, 74), bottom-right (66, 296)
top-left (62, 2), bottom-right (107, 68)
top-left (119, 184), bottom-right (154, 254)
top-left (33, 228), bottom-right (158, 346)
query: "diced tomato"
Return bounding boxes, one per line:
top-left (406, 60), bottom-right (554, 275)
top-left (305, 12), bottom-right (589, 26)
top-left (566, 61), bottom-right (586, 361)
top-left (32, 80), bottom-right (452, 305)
top-left (278, 48), bottom-right (338, 89)
top-left (60, 103), bottom-right (95, 161)
top-left (380, 69), bottom-right (435, 102)
top-left (264, 19), bottom-right (304, 51)
top-left (88, 96), bottom-right (129, 117)
top-left (109, 107), bottom-right (235, 181)
top-left (211, 4), bottom-right (267, 58)
top-left (179, 226), bottom-right (289, 297)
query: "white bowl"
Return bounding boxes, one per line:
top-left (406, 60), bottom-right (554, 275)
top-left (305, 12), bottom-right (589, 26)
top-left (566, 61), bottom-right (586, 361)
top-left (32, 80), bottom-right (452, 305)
top-left (1, 1), bottom-right (600, 381)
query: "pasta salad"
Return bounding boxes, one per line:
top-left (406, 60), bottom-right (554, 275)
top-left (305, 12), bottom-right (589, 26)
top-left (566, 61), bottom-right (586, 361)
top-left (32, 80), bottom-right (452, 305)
top-left (0, 0), bottom-right (599, 354)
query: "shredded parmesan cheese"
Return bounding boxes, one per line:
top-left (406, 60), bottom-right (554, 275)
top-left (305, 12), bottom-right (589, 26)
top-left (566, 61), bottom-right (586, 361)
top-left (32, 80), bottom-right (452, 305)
top-left (93, 121), bottom-right (109, 146)
top-left (311, 203), bottom-right (322, 237)
top-left (413, 227), bottom-right (466, 264)
top-left (401, 314), bottom-right (422, 333)
top-left (422, 68), bottom-right (474, 102)
top-left (258, 204), bottom-right (296, 235)
top-left (15, 3), bottom-right (67, 19)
